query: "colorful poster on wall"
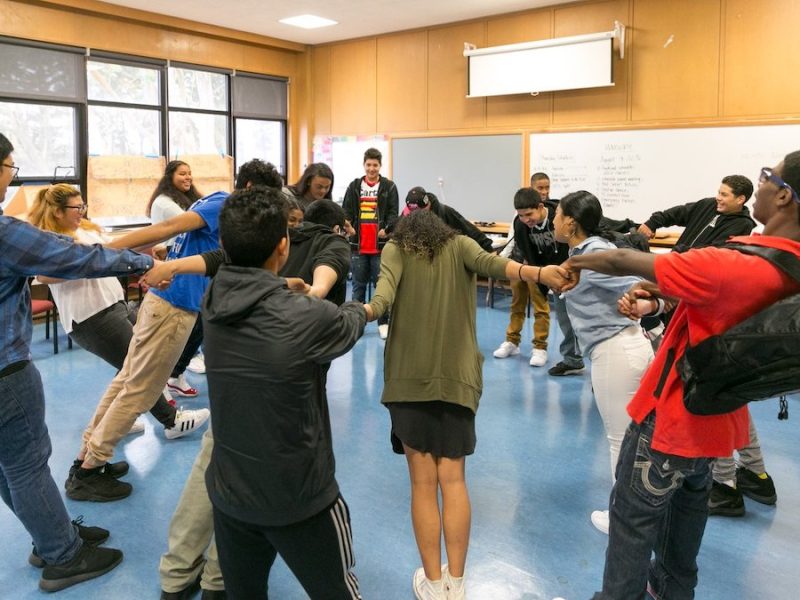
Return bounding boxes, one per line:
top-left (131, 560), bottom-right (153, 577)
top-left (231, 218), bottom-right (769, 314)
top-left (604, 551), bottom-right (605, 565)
top-left (312, 135), bottom-right (389, 204)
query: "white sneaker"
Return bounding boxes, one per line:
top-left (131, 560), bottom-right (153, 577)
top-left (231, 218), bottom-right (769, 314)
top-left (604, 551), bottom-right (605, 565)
top-left (413, 567), bottom-right (446, 600)
top-left (187, 353), bottom-right (206, 374)
top-left (442, 565), bottom-right (465, 600)
top-left (126, 418), bottom-right (145, 436)
top-left (167, 373), bottom-right (199, 397)
top-left (493, 341), bottom-right (520, 358)
top-left (165, 408), bottom-right (210, 440)
top-left (591, 509), bottom-right (610, 535)
top-left (378, 324), bottom-right (389, 340)
top-left (529, 348), bottom-right (548, 367)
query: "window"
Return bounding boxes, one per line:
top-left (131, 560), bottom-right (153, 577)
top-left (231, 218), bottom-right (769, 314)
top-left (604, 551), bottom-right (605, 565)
top-left (87, 59), bottom-right (162, 157)
top-left (0, 101), bottom-right (77, 178)
top-left (168, 67), bottom-right (227, 111)
top-left (235, 119), bottom-right (284, 174)
top-left (167, 65), bottom-right (229, 157)
top-left (169, 112), bottom-right (227, 156)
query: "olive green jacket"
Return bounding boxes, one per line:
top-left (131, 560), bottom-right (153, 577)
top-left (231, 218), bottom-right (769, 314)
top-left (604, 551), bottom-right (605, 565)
top-left (369, 236), bottom-right (509, 413)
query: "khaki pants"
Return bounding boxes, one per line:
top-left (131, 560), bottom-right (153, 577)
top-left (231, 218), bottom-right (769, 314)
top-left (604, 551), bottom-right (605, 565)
top-left (159, 429), bottom-right (223, 593)
top-left (505, 279), bottom-right (550, 349)
top-left (81, 293), bottom-right (196, 465)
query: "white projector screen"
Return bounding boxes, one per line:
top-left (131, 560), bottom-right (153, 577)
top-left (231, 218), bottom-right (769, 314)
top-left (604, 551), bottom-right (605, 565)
top-left (467, 38), bottom-right (613, 97)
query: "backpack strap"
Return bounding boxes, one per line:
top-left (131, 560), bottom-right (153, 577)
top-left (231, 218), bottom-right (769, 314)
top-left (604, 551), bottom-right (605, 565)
top-left (725, 243), bottom-right (800, 284)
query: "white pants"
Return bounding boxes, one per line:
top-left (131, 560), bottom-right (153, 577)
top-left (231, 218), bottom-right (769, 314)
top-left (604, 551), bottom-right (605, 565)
top-left (590, 325), bottom-right (654, 480)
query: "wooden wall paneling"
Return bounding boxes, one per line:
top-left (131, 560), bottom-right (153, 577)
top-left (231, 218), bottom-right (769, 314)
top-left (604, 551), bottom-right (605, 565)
top-left (722, 0), bottom-right (800, 117)
top-left (631, 0), bottom-right (721, 121)
top-left (552, 0), bottom-right (630, 124)
top-left (330, 39), bottom-right (378, 134)
top-left (312, 46), bottom-right (333, 136)
top-left (427, 22), bottom-right (486, 130)
top-left (485, 10), bottom-right (553, 127)
top-left (2, 1), bottom-right (297, 76)
top-left (377, 31), bottom-right (428, 133)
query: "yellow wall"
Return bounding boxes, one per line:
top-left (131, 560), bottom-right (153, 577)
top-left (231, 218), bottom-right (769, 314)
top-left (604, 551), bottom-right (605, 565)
top-left (0, 0), bottom-right (310, 181)
top-left (310, 0), bottom-right (800, 179)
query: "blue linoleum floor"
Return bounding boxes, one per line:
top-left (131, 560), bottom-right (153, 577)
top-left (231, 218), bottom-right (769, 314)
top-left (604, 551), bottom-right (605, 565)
top-left (1, 290), bottom-right (798, 599)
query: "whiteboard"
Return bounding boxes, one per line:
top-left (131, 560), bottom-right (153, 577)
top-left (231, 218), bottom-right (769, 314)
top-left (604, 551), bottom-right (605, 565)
top-left (392, 134), bottom-right (522, 223)
top-left (530, 125), bottom-right (800, 223)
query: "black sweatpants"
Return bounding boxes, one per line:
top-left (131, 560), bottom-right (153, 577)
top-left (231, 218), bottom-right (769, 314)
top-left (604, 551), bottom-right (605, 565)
top-left (213, 495), bottom-right (361, 600)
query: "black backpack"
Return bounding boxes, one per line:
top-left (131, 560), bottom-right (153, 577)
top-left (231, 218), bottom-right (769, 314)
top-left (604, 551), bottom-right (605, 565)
top-left (677, 243), bottom-right (800, 416)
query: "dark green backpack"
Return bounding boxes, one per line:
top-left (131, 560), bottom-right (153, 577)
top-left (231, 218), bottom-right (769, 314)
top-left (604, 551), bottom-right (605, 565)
top-left (677, 243), bottom-right (800, 416)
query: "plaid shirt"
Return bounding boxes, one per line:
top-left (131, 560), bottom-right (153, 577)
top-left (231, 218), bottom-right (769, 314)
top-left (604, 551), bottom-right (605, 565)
top-left (0, 213), bottom-right (154, 371)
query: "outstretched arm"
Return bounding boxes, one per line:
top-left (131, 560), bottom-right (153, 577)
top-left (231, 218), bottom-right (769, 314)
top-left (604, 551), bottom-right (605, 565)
top-left (107, 211), bottom-right (206, 251)
top-left (563, 248), bottom-right (657, 286)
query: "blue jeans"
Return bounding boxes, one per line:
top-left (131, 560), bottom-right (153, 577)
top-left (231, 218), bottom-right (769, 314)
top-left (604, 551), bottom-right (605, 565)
top-left (593, 412), bottom-right (711, 600)
top-left (552, 293), bottom-right (583, 368)
top-left (351, 254), bottom-right (388, 325)
top-left (0, 362), bottom-right (81, 564)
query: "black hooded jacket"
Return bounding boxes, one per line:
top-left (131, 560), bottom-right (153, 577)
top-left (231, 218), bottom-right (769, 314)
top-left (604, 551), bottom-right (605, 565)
top-left (427, 194), bottom-right (494, 252)
top-left (643, 198), bottom-right (756, 253)
top-left (202, 266), bottom-right (365, 526)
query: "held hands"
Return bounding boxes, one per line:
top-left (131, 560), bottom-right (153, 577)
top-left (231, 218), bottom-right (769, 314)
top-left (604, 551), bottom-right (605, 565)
top-left (142, 259), bottom-right (174, 290)
top-left (637, 223), bottom-right (655, 240)
top-left (285, 277), bottom-right (311, 295)
top-left (557, 259), bottom-right (581, 293)
top-left (537, 265), bottom-right (574, 293)
top-left (617, 287), bottom-right (657, 321)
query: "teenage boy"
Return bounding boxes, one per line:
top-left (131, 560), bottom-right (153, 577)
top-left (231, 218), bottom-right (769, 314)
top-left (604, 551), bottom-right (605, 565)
top-left (342, 147), bottom-right (398, 339)
top-left (562, 151), bottom-right (800, 599)
top-left (203, 186), bottom-right (366, 599)
top-left (637, 174), bottom-right (757, 251)
top-left (150, 197), bottom-right (354, 600)
top-left (66, 160), bottom-right (282, 503)
top-left (0, 132), bottom-right (153, 592)
top-left (638, 175), bottom-right (771, 516)
top-left (493, 186), bottom-right (566, 366)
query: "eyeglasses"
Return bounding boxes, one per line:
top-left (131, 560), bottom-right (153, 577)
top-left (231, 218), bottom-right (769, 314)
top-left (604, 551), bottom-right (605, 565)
top-left (2, 162), bottom-right (19, 179)
top-left (64, 204), bottom-right (88, 214)
top-left (760, 167), bottom-right (800, 204)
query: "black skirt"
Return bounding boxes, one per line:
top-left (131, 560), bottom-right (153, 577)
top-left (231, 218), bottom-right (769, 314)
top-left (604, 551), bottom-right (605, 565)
top-left (386, 401), bottom-right (476, 458)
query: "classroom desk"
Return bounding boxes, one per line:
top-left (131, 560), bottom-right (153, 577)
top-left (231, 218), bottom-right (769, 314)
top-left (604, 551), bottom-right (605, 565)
top-left (474, 221), bottom-right (511, 308)
top-left (649, 232), bottom-right (680, 249)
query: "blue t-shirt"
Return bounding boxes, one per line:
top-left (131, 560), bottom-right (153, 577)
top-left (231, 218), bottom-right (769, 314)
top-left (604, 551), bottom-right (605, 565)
top-left (152, 191), bottom-right (228, 312)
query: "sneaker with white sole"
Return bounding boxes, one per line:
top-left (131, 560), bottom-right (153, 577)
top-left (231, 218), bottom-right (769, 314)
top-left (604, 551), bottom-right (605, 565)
top-left (413, 567), bottom-right (446, 600)
top-left (493, 341), bottom-right (520, 358)
top-left (164, 408), bottom-right (210, 440)
top-left (167, 373), bottom-right (199, 397)
top-left (529, 348), bottom-right (548, 367)
top-left (442, 565), bottom-right (465, 600)
top-left (187, 353), bottom-right (206, 374)
top-left (591, 509), bottom-right (609, 534)
top-left (378, 324), bottom-right (389, 340)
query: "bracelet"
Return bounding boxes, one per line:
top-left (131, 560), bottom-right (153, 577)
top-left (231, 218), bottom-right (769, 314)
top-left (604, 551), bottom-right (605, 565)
top-left (537, 267), bottom-right (542, 285)
top-left (518, 264), bottom-right (524, 281)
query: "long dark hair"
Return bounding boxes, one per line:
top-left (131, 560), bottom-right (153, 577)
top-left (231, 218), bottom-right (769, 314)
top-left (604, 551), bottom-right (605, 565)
top-left (392, 210), bottom-right (457, 261)
top-left (146, 160), bottom-right (202, 216)
top-left (559, 190), bottom-right (617, 242)
top-left (289, 163), bottom-right (334, 200)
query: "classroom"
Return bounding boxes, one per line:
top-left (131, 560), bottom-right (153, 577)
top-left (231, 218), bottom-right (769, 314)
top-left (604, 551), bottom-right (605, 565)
top-left (1, 0), bottom-right (799, 599)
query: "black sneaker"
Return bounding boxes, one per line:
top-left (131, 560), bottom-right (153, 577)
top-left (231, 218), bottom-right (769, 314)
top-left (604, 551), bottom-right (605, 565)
top-left (29, 516), bottom-right (110, 568)
top-left (708, 480), bottom-right (745, 517)
top-left (65, 459), bottom-right (130, 489)
top-left (161, 574), bottom-right (202, 599)
top-left (736, 466), bottom-right (777, 505)
top-left (547, 361), bottom-right (585, 376)
top-left (66, 468), bottom-right (133, 502)
top-left (39, 544), bottom-right (123, 592)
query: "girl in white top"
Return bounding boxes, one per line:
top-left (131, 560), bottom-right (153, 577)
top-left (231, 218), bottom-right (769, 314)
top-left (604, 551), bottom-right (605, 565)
top-left (28, 184), bottom-right (208, 446)
top-left (146, 160), bottom-right (203, 249)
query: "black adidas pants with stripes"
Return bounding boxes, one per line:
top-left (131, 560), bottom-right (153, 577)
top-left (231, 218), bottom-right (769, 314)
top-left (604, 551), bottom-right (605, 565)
top-left (213, 494), bottom-right (361, 599)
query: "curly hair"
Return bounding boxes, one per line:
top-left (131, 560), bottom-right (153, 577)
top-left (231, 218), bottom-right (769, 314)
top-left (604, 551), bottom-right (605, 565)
top-left (391, 210), bottom-right (456, 261)
top-left (146, 160), bottom-right (202, 216)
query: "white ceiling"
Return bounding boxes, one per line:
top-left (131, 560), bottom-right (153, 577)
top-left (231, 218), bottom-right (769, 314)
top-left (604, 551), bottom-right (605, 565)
top-left (98, 0), bottom-right (573, 45)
